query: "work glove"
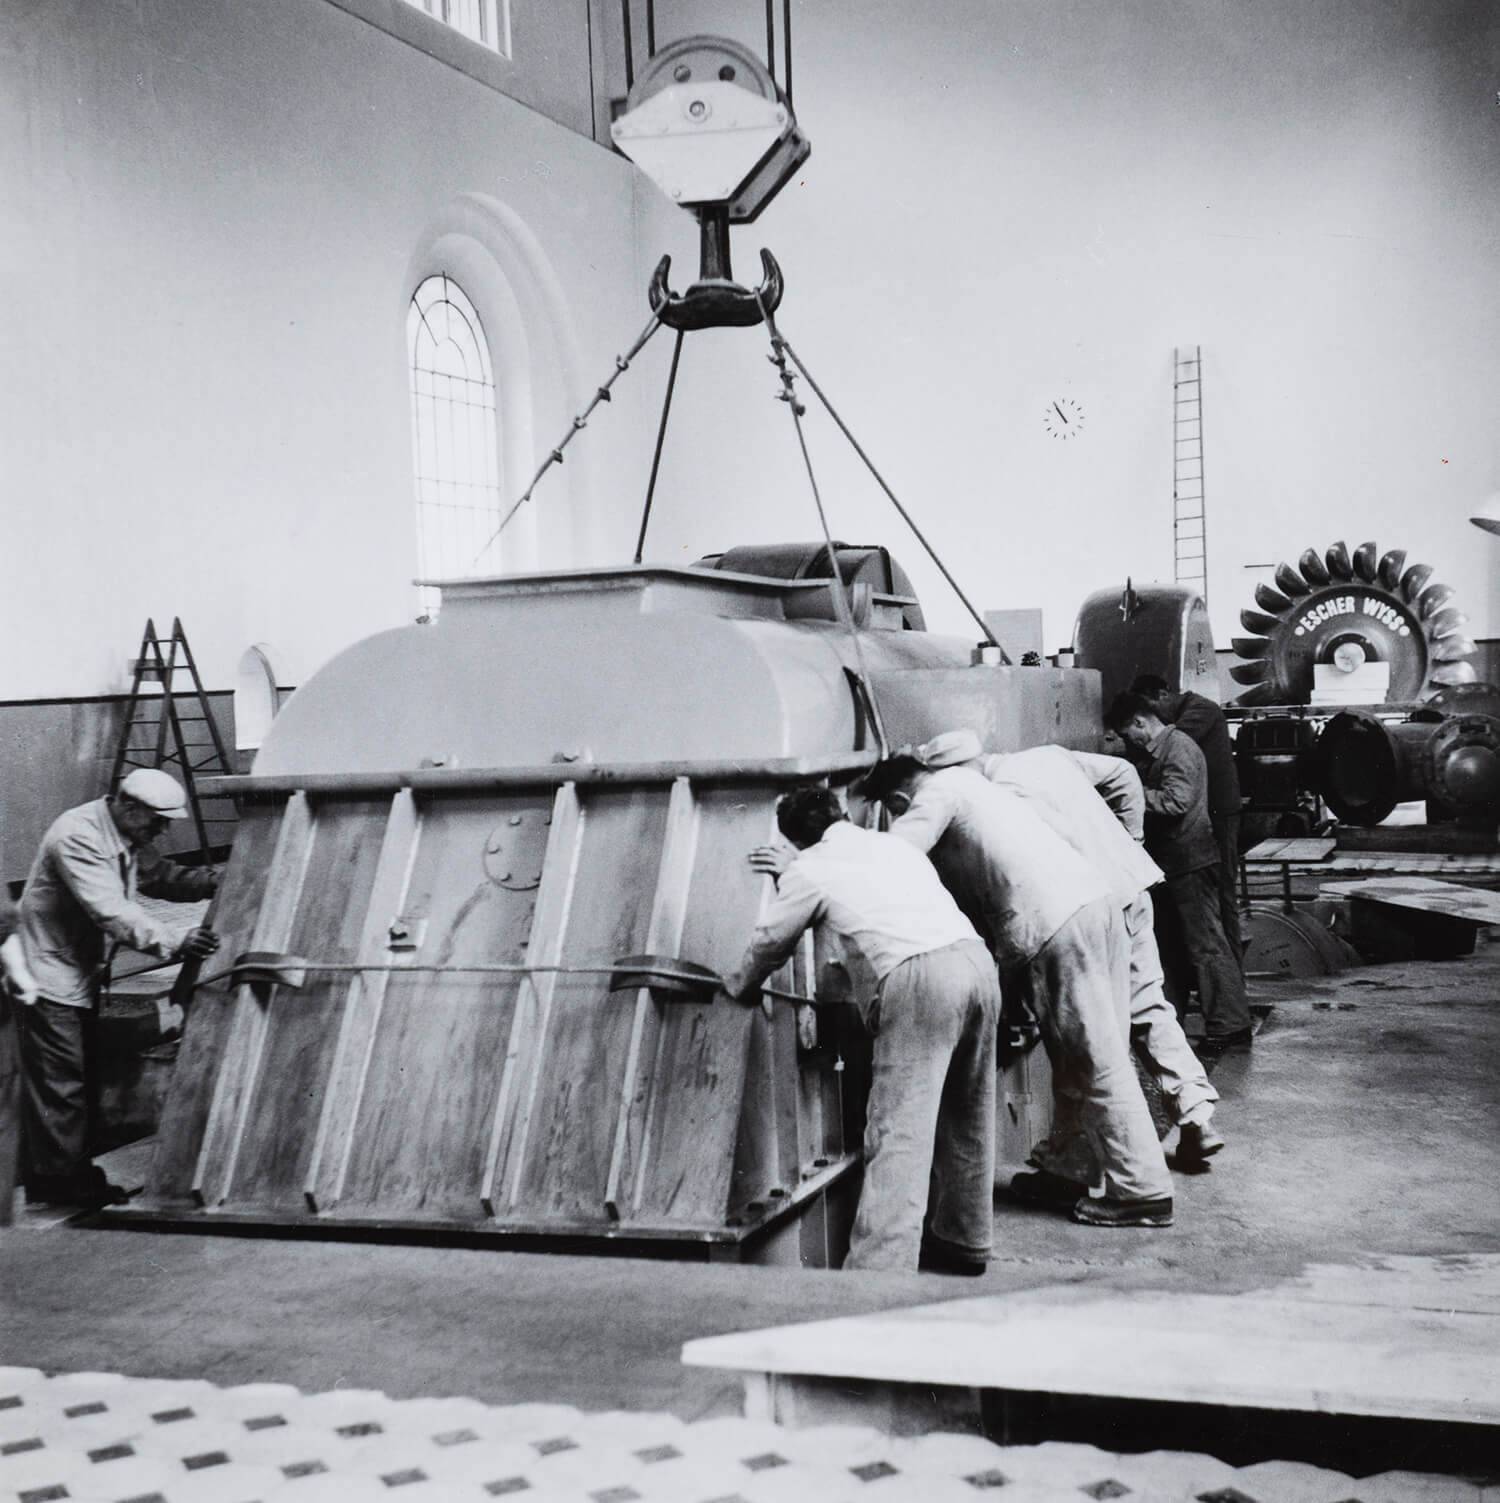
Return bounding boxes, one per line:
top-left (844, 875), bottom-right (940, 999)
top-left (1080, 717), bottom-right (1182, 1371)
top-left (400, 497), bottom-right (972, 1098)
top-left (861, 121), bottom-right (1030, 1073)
top-left (0, 934), bottom-right (39, 1005)
top-left (176, 926), bottom-right (221, 961)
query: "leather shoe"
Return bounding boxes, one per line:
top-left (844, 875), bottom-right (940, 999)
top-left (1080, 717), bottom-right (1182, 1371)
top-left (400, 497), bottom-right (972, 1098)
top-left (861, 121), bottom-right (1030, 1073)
top-left (1007, 1169), bottom-right (1088, 1208)
top-left (919, 1236), bottom-right (987, 1277)
top-left (1200, 1026), bottom-right (1254, 1056)
top-left (1071, 1195), bottom-right (1174, 1228)
top-left (25, 1167), bottom-right (130, 1208)
top-left (1176, 1120), bottom-right (1225, 1165)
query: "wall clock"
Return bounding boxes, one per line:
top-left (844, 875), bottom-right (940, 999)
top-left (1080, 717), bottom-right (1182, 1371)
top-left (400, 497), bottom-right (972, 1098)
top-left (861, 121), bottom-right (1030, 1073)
top-left (1043, 396), bottom-right (1085, 439)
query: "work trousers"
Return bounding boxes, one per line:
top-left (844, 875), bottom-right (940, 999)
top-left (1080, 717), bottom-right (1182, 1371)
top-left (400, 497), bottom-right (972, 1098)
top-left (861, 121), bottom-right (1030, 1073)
top-left (845, 937), bottom-right (1000, 1272)
top-left (16, 998), bottom-right (96, 1187)
top-left (1018, 899), bottom-right (1171, 1204)
top-left (1154, 866), bottom-right (1253, 1040)
top-left (0, 995), bottom-right (19, 1223)
top-left (1031, 893), bottom-right (1217, 1185)
top-left (1213, 812), bottom-right (1244, 966)
top-left (1122, 893), bottom-right (1218, 1120)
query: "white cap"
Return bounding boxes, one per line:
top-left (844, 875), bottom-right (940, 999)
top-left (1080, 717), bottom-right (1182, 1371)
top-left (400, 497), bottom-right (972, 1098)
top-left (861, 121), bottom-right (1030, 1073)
top-left (118, 767), bottom-right (190, 819)
top-left (916, 729), bottom-right (983, 768)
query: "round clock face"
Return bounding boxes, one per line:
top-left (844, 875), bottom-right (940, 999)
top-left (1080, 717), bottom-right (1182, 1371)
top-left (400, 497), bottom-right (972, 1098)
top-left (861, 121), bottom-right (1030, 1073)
top-left (1043, 396), bottom-right (1085, 439)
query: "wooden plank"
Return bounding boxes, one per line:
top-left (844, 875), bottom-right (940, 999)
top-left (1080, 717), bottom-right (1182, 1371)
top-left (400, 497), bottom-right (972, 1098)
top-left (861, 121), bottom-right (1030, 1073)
top-left (146, 807), bottom-right (283, 1202)
top-left (336, 792), bottom-right (554, 1220)
top-left (636, 790), bottom-right (780, 1225)
top-left (227, 799), bottom-right (389, 1206)
top-left (190, 792), bottom-right (315, 1207)
top-left (681, 1275), bottom-right (1500, 1426)
top-left (1245, 837), bottom-right (1337, 863)
top-left (301, 790), bottom-right (421, 1213)
top-left (482, 783), bottom-right (582, 1216)
top-left (605, 777), bottom-right (699, 1220)
top-left (505, 787), bottom-right (670, 1219)
top-left (1319, 876), bottom-right (1500, 925)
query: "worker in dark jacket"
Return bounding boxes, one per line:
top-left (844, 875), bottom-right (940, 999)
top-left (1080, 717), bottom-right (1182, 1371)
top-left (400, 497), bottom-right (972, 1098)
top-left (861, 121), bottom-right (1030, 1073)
top-left (1129, 675), bottom-right (1243, 965)
top-left (1108, 693), bottom-right (1252, 1051)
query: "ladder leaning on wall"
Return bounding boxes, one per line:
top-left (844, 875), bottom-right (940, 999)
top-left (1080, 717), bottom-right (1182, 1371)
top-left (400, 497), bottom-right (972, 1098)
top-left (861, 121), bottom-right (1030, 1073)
top-left (109, 617), bottom-right (237, 857)
top-left (1173, 345), bottom-right (1208, 603)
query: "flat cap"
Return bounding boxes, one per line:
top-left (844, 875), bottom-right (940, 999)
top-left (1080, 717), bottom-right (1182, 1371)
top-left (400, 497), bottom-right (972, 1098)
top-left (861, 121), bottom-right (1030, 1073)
top-left (118, 767), bottom-right (189, 819)
top-left (916, 728), bottom-right (983, 768)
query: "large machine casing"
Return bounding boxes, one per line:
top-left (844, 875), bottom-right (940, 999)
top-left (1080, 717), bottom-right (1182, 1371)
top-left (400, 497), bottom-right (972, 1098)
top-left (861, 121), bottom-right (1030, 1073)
top-left (123, 566), bottom-right (1100, 1262)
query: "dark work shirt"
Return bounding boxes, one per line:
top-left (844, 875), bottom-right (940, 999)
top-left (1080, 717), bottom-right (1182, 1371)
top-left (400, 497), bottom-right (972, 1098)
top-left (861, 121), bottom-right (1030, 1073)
top-left (1138, 726), bottom-right (1219, 877)
top-left (1167, 691), bottom-right (1241, 821)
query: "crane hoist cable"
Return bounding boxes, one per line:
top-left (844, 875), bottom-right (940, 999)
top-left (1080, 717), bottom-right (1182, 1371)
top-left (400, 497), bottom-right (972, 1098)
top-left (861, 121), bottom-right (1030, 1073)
top-left (774, 333), bottom-right (1007, 662)
top-left (756, 286), bottom-right (890, 760)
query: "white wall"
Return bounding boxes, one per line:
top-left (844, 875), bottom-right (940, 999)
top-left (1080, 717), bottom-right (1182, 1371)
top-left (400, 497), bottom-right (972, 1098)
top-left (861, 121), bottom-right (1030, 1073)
top-left (621, 0), bottom-right (1500, 655)
top-left (3, 0), bottom-right (1497, 701)
top-left (0, 0), bottom-right (652, 698)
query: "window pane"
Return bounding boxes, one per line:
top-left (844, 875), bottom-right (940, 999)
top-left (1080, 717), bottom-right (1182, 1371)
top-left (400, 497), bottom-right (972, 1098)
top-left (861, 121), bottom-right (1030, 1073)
top-left (407, 274), bottom-right (503, 618)
top-left (398, 0), bottom-right (509, 57)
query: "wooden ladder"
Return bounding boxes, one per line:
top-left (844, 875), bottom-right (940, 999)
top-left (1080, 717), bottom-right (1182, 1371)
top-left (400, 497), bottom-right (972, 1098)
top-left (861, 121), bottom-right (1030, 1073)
top-left (1173, 345), bottom-right (1208, 602)
top-left (109, 618), bottom-right (237, 857)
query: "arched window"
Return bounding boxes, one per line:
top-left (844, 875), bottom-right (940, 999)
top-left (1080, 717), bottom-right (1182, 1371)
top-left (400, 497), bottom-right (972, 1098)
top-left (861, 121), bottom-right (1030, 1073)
top-left (233, 644), bottom-right (281, 756)
top-left (400, 0), bottom-right (510, 55)
top-left (407, 274), bottom-right (502, 618)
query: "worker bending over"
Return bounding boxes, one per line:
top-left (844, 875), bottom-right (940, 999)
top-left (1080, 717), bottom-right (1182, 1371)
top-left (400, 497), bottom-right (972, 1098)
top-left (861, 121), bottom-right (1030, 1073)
top-left (16, 769), bottom-right (221, 1208)
top-left (722, 785), bottom-right (1001, 1274)
top-left (1107, 694), bottom-right (1253, 1052)
top-left (859, 755), bottom-right (1174, 1228)
top-left (912, 730), bottom-right (1222, 1182)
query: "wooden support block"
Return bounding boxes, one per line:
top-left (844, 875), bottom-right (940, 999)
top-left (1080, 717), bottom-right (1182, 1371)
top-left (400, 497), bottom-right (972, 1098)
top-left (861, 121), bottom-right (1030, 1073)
top-left (1320, 876), bottom-right (1500, 961)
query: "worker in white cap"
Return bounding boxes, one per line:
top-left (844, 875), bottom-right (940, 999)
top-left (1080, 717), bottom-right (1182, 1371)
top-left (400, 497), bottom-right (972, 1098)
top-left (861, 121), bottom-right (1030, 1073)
top-left (13, 768), bottom-right (221, 1207)
top-left (912, 730), bottom-right (1223, 1191)
top-left (860, 750), bottom-right (1174, 1227)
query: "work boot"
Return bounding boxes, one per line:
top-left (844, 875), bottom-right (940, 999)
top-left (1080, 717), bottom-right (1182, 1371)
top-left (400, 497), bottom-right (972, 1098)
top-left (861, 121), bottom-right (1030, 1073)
top-left (1006, 1169), bottom-right (1089, 1209)
top-left (1071, 1195), bottom-right (1174, 1228)
top-left (1176, 1120), bottom-right (1225, 1166)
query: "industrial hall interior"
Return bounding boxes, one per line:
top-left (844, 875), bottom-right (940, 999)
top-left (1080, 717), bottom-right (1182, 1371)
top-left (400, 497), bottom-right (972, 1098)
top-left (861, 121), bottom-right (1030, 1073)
top-left (3, 1), bottom-right (1499, 1500)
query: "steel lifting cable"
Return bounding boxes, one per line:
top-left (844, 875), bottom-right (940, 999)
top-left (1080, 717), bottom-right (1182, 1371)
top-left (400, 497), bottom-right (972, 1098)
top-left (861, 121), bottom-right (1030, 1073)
top-left (473, 311), bottom-right (665, 564)
top-left (757, 289), bottom-right (891, 758)
top-left (126, 956), bottom-right (817, 1009)
top-left (632, 328), bottom-right (686, 565)
top-left (774, 332), bottom-right (1005, 659)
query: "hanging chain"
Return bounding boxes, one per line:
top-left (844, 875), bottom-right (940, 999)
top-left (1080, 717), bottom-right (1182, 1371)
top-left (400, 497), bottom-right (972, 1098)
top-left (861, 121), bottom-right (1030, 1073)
top-left (473, 311), bottom-right (664, 564)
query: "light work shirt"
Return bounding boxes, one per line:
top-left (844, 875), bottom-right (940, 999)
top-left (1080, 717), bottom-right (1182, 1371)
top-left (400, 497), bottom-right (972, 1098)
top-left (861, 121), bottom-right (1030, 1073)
top-left (888, 766), bottom-right (1108, 968)
top-left (737, 821), bottom-right (979, 1007)
top-left (19, 799), bottom-right (212, 1006)
top-left (980, 746), bottom-right (1162, 907)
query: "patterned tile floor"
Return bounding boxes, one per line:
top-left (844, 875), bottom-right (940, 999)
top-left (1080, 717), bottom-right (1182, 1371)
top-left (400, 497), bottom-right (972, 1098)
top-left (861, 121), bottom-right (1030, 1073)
top-left (0, 1369), bottom-right (1490, 1503)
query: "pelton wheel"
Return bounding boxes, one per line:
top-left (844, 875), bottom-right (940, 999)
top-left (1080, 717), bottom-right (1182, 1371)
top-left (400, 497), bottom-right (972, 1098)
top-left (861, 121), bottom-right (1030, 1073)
top-left (1229, 540), bottom-right (1477, 706)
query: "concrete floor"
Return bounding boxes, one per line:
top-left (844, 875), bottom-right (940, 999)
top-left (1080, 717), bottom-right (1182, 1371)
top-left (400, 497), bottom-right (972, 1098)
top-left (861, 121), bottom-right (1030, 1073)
top-left (1, 946), bottom-right (1497, 1430)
